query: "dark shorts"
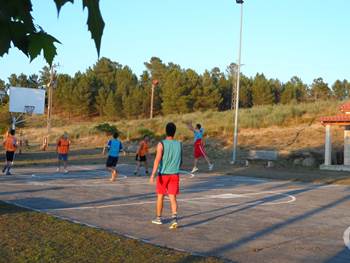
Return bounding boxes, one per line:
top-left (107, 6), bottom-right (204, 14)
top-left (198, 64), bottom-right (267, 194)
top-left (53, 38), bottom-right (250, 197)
top-left (106, 156), bottom-right (119, 168)
top-left (6, 151), bottom-right (15, 162)
top-left (58, 154), bottom-right (68, 161)
top-left (136, 155), bottom-right (147, 162)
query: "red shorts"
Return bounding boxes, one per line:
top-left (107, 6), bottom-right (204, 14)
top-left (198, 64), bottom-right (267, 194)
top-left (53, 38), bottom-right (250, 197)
top-left (156, 174), bottom-right (179, 195)
top-left (194, 139), bottom-right (206, 159)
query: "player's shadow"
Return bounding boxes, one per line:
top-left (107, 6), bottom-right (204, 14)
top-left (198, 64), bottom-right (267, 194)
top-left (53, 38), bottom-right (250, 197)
top-left (179, 186), bottom-right (316, 228)
top-left (203, 193), bottom-right (350, 258)
top-left (324, 247), bottom-right (350, 262)
top-left (12, 192), bottom-right (156, 210)
top-left (0, 187), bottom-right (64, 196)
top-left (183, 174), bottom-right (266, 194)
top-left (5, 197), bottom-right (71, 211)
top-left (175, 255), bottom-right (232, 263)
top-left (67, 192), bottom-right (155, 208)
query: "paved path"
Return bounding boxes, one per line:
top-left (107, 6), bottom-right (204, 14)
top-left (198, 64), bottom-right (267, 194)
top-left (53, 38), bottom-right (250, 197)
top-left (1, 164), bottom-right (350, 263)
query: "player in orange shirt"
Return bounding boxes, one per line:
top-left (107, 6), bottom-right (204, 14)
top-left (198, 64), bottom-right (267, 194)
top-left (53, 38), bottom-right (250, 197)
top-left (56, 132), bottom-right (70, 173)
top-left (134, 135), bottom-right (150, 176)
top-left (2, 129), bottom-right (17, 175)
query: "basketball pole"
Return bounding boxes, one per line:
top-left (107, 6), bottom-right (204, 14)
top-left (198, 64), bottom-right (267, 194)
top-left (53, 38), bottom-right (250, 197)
top-left (150, 79), bottom-right (159, 119)
top-left (232, 0), bottom-right (244, 164)
top-left (150, 83), bottom-right (155, 119)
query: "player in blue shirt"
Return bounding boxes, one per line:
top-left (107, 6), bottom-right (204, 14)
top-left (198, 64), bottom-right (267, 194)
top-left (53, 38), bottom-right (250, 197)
top-left (103, 132), bottom-right (123, 182)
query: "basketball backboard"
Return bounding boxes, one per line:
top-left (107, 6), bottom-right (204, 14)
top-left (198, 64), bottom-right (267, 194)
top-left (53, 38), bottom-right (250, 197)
top-left (9, 87), bottom-right (46, 114)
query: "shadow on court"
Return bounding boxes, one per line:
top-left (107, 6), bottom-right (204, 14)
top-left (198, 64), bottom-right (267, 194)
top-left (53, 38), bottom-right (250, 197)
top-left (0, 164), bottom-right (350, 262)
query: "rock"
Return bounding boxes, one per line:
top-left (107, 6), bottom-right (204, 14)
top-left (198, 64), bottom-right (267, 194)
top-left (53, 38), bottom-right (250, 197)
top-left (300, 151), bottom-right (312, 157)
top-left (293, 158), bottom-right (303, 166)
top-left (302, 157), bottom-right (316, 167)
top-left (267, 161), bottom-right (275, 168)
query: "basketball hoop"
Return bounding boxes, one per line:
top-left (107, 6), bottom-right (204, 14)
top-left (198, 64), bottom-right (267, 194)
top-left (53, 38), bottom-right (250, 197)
top-left (24, 105), bottom-right (35, 116)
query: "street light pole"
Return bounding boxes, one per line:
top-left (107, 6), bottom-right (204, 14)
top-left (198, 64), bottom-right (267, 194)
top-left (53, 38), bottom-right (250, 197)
top-left (232, 0), bottom-right (244, 164)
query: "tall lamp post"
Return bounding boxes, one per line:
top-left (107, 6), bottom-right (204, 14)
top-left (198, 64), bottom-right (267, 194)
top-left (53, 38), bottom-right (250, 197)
top-left (150, 79), bottom-right (159, 119)
top-left (232, 0), bottom-right (244, 164)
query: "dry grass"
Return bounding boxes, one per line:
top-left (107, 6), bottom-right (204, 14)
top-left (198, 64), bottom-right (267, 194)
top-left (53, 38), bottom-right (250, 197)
top-left (18, 100), bottom-right (343, 159)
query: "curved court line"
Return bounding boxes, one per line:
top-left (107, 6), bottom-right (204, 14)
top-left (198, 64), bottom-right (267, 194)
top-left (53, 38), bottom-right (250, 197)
top-left (344, 226), bottom-right (350, 250)
top-left (44, 191), bottom-right (295, 211)
top-left (179, 169), bottom-right (195, 178)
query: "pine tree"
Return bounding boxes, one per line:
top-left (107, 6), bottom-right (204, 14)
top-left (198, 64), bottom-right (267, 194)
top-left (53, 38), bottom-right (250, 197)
top-left (71, 74), bottom-right (93, 116)
top-left (104, 91), bottom-right (118, 120)
top-left (251, 73), bottom-right (274, 106)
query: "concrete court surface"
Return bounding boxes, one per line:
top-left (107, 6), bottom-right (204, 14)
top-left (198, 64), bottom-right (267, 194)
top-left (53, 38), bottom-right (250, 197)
top-left (0, 164), bottom-right (350, 263)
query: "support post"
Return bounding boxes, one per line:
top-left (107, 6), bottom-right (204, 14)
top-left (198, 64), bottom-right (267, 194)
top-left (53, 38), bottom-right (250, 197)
top-left (344, 126), bottom-right (350, 165)
top-left (324, 124), bottom-right (332, 166)
top-left (150, 83), bottom-right (154, 119)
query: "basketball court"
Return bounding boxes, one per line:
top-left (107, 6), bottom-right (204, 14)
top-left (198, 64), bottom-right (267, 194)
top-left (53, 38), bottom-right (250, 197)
top-left (0, 164), bottom-right (350, 262)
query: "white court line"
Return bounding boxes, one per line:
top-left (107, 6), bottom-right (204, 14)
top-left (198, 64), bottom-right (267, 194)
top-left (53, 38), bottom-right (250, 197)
top-left (43, 191), bottom-right (296, 211)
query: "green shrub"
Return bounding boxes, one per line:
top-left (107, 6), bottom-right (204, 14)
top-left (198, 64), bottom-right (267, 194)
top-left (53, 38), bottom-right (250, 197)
top-left (137, 128), bottom-right (156, 139)
top-left (94, 123), bottom-right (120, 135)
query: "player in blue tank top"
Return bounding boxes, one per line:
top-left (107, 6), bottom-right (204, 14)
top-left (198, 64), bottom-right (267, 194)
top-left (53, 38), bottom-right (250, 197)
top-left (103, 132), bottom-right (123, 182)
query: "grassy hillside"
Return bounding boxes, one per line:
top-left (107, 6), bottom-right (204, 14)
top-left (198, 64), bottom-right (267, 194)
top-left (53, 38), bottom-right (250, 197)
top-left (3, 100), bottom-right (346, 161)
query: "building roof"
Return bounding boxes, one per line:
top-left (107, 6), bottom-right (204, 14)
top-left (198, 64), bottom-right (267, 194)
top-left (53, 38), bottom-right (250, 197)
top-left (320, 114), bottom-right (350, 125)
top-left (340, 102), bottom-right (350, 113)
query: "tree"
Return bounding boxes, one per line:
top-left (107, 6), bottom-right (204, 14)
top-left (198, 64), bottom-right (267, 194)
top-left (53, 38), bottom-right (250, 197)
top-left (0, 79), bottom-right (5, 90)
top-left (332, 79), bottom-right (350, 100)
top-left (8, 73), bottom-right (31, 87)
top-left (269, 78), bottom-right (282, 104)
top-left (71, 73), bottom-right (93, 116)
top-left (162, 65), bottom-right (192, 114)
top-left (310, 77), bottom-right (332, 100)
top-left (144, 57), bottom-right (166, 115)
top-left (104, 91), bottom-right (118, 120)
top-left (192, 71), bottom-right (221, 111)
top-left (239, 75), bottom-right (253, 108)
top-left (0, 0), bottom-right (105, 65)
top-left (280, 76), bottom-right (308, 104)
top-left (251, 73), bottom-right (274, 106)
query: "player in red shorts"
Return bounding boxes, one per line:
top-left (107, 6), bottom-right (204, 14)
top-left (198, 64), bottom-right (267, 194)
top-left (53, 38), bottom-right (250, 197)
top-left (150, 122), bottom-right (182, 229)
top-left (186, 122), bottom-right (213, 173)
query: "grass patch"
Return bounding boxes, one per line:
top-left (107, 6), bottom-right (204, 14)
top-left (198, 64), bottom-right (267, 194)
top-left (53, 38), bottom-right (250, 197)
top-left (0, 201), bottom-right (222, 263)
top-left (21, 100), bottom-right (341, 143)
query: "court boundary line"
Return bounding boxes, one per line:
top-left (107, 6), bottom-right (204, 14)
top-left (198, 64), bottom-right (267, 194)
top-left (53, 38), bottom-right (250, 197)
top-left (38, 190), bottom-right (296, 212)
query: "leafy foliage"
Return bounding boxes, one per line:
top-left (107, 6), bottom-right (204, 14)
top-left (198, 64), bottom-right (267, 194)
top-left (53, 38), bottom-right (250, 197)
top-left (2, 57), bottom-right (349, 122)
top-left (94, 123), bottom-right (119, 135)
top-left (0, 0), bottom-right (104, 65)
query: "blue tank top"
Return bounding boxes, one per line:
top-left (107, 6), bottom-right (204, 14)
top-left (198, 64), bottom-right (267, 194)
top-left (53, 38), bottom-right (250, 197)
top-left (159, 139), bottom-right (182, 175)
top-left (194, 128), bottom-right (204, 142)
top-left (107, 139), bottom-right (122, 157)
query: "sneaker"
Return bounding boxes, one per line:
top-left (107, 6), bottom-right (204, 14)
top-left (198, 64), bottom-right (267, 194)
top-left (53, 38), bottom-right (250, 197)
top-left (208, 164), bottom-right (214, 171)
top-left (2, 166), bottom-right (7, 173)
top-left (151, 217), bottom-right (163, 225)
top-left (64, 169), bottom-right (69, 174)
top-left (169, 217), bottom-right (178, 229)
top-left (191, 167), bottom-right (199, 173)
top-left (134, 171), bottom-right (137, 176)
top-left (56, 168), bottom-right (60, 172)
top-left (5, 171), bottom-right (12, 176)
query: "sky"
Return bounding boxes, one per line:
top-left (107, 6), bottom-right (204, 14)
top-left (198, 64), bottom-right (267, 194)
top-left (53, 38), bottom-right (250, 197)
top-left (0, 0), bottom-right (349, 85)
